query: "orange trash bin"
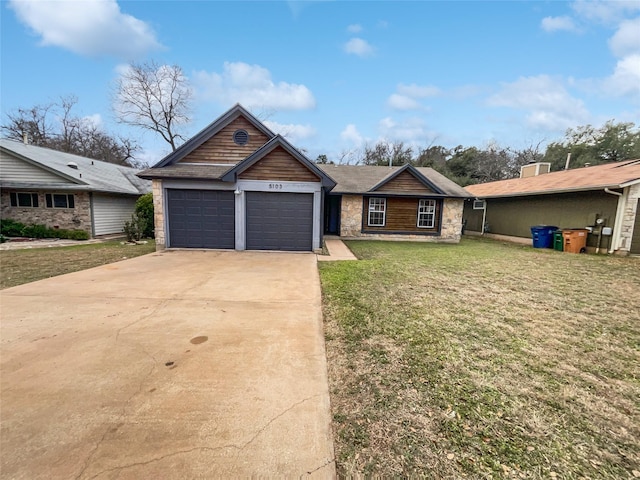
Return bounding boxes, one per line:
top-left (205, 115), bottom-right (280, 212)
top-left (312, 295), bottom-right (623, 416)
top-left (562, 229), bottom-right (589, 254)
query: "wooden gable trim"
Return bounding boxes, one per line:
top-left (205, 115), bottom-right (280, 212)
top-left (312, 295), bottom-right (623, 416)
top-left (239, 146), bottom-right (321, 182)
top-left (374, 169), bottom-right (436, 194)
top-left (178, 116), bottom-right (270, 165)
top-left (153, 104), bottom-right (275, 168)
top-left (370, 164), bottom-right (444, 195)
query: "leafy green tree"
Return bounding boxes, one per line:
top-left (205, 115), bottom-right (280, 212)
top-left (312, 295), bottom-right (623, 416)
top-left (134, 193), bottom-right (154, 238)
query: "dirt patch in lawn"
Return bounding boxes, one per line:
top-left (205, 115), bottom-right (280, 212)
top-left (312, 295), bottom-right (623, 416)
top-left (0, 240), bottom-right (156, 289)
top-left (319, 237), bottom-right (640, 479)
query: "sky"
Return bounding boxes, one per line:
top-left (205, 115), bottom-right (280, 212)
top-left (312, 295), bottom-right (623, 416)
top-left (1, 0), bottom-right (639, 165)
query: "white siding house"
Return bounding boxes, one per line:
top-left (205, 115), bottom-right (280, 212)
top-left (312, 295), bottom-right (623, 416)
top-left (0, 139), bottom-right (151, 237)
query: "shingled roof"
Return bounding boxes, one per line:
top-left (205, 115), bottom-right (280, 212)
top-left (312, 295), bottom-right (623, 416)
top-left (465, 159), bottom-right (640, 198)
top-left (317, 164), bottom-right (469, 197)
top-left (0, 138), bottom-right (150, 195)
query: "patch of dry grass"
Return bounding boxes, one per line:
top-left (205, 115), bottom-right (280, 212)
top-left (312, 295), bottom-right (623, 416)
top-left (0, 240), bottom-right (156, 289)
top-left (319, 237), bottom-right (640, 478)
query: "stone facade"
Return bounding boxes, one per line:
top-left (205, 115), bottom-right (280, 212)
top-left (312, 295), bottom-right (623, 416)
top-left (618, 182), bottom-right (640, 252)
top-left (339, 195), bottom-right (464, 243)
top-left (1, 190), bottom-right (92, 234)
top-left (152, 179), bottom-right (166, 249)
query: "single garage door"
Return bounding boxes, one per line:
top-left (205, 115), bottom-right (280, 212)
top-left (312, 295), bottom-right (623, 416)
top-left (167, 189), bottom-right (235, 249)
top-left (246, 192), bottom-right (313, 251)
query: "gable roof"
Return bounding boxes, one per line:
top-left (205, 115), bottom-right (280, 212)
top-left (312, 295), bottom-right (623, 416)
top-left (465, 159), bottom-right (640, 198)
top-left (221, 135), bottom-right (336, 188)
top-left (152, 104), bottom-right (276, 168)
top-left (0, 138), bottom-right (150, 195)
top-left (317, 164), bottom-right (469, 197)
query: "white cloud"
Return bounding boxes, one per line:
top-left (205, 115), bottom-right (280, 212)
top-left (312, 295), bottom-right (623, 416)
top-left (8, 0), bottom-right (160, 58)
top-left (397, 83), bottom-right (441, 98)
top-left (340, 124), bottom-right (364, 146)
top-left (83, 114), bottom-right (103, 127)
top-left (541, 16), bottom-right (579, 32)
top-left (378, 116), bottom-right (432, 144)
top-left (387, 94), bottom-right (421, 111)
top-left (571, 0), bottom-right (640, 25)
top-left (609, 17), bottom-right (640, 57)
top-left (194, 62), bottom-right (316, 110)
top-left (347, 24), bottom-right (362, 33)
top-left (604, 54), bottom-right (640, 97)
top-left (344, 38), bottom-right (374, 57)
top-left (487, 75), bottom-right (590, 131)
top-left (263, 121), bottom-right (316, 142)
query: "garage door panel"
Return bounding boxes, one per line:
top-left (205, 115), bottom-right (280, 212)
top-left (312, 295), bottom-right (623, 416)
top-left (246, 192), bottom-right (313, 251)
top-left (167, 189), bottom-right (235, 249)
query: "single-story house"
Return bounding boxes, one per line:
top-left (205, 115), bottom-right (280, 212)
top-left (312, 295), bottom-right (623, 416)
top-left (0, 138), bottom-right (151, 237)
top-left (463, 160), bottom-right (640, 255)
top-left (317, 163), bottom-right (469, 242)
top-left (138, 104), bottom-right (469, 252)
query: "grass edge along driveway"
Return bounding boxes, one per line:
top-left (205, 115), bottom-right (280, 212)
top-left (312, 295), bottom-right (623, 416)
top-left (319, 237), bottom-right (639, 479)
top-left (0, 240), bottom-right (156, 289)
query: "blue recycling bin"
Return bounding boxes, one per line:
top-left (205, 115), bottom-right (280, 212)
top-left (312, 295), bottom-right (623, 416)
top-left (530, 225), bottom-right (558, 249)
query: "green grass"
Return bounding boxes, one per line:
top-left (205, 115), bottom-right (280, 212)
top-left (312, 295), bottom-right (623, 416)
top-left (319, 237), bottom-right (640, 478)
top-left (0, 240), bottom-right (156, 289)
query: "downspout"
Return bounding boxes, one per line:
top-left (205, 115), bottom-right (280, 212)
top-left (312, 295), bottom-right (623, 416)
top-left (604, 187), bottom-right (625, 254)
top-left (481, 200), bottom-right (487, 235)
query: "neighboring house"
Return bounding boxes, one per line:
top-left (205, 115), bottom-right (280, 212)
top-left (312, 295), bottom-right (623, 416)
top-left (318, 164), bottom-right (469, 242)
top-left (0, 138), bottom-right (151, 237)
top-left (138, 104), bottom-right (469, 252)
top-left (138, 104), bottom-right (336, 252)
top-left (463, 160), bottom-right (640, 255)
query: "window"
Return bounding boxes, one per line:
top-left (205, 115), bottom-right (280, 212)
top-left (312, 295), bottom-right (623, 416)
top-left (417, 199), bottom-right (436, 228)
top-left (473, 199), bottom-right (486, 210)
top-left (368, 198), bottom-right (386, 226)
top-left (9, 192), bottom-right (39, 208)
top-left (45, 194), bottom-right (75, 209)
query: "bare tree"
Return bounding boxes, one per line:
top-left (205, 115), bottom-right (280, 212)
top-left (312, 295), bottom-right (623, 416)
top-left (2, 95), bottom-right (139, 166)
top-left (113, 61), bottom-right (192, 151)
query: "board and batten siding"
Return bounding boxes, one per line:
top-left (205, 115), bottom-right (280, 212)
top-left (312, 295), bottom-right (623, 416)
top-left (92, 194), bottom-right (138, 236)
top-left (0, 151), bottom-right (71, 184)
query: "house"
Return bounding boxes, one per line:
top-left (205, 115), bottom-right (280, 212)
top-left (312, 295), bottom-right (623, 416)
top-left (137, 104), bottom-right (336, 252)
top-left (463, 160), bottom-right (640, 255)
top-left (318, 164), bottom-right (469, 242)
top-left (138, 104), bottom-right (469, 252)
top-left (0, 138), bottom-right (151, 237)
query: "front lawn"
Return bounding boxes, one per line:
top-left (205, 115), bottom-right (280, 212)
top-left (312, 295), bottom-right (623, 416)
top-left (319, 237), bottom-right (639, 478)
top-left (0, 240), bottom-right (156, 289)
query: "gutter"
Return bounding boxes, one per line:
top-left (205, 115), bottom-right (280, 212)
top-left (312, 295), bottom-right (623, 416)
top-left (604, 187), bottom-right (626, 254)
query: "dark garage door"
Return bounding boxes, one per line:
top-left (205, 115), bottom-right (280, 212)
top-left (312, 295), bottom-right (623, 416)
top-left (246, 192), bottom-right (313, 251)
top-left (167, 189), bottom-right (235, 249)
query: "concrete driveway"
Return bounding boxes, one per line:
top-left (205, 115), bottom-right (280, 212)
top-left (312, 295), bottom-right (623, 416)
top-left (0, 250), bottom-right (334, 479)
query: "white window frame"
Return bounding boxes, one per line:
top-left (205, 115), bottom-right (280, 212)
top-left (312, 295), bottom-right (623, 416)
top-left (417, 199), bottom-right (436, 228)
top-left (368, 197), bottom-right (386, 226)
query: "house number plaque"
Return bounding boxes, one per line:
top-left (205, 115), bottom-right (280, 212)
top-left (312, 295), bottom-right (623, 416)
top-left (268, 183), bottom-right (283, 190)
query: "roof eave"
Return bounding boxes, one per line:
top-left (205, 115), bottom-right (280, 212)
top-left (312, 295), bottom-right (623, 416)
top-left (0, 145), bottom-right (88, 185)
top-left (469, 184), bottom-right (629, 198)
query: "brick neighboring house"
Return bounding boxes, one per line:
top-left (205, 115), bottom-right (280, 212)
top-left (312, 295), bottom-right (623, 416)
top-left (463, 160), bottom-right (640, 255)
top-left (318, 164), bottom-right (469, 242)
top-left (1, 138), bottom-right (151, 237)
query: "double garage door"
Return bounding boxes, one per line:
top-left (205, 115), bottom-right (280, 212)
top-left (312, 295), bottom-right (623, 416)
top-left (167, 189), bottom-right (313, 251)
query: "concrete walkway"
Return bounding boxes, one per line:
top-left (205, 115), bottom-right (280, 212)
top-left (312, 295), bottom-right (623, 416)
top-left (0, 250), bottom-right (335, 478)
top-left (318, 238), bottom-right (357, 261)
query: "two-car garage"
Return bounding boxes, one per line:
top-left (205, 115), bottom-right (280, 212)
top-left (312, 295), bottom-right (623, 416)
top-left (166, 189), bottom-right (314, 251)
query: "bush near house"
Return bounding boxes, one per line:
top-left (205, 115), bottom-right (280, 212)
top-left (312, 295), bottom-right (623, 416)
top-left (135, 192), bottom-right (154, 238)
top-left (0, 219), bottom-right (90, 240)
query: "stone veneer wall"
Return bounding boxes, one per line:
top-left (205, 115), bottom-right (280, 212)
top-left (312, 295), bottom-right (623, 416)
top-left (152, 179), bottom-right (166, 249)
top-left (0, 190), bottom-right (92, 235)
top-left (619, 182), bottom-right (640, 252)
top-left (340, 195), bottom-right (464, 243)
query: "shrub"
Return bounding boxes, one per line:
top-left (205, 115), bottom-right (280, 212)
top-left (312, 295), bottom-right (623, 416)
top-left (1, 219), bottom-right (26, 237)
top-left (123, 213), bottom-right (147, 242)
top-left (21, 224), bottom-right (50, 238)
top-left (135, 193), bottom-right (154, 238)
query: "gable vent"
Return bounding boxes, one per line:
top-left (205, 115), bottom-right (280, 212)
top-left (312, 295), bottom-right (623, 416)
top-left (233, 129), bottom-right (249, 146)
